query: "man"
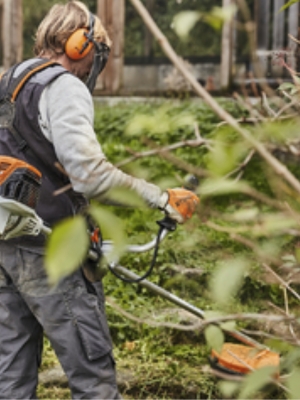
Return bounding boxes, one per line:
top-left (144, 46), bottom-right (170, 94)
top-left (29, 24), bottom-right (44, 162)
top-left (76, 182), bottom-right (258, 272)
top-left (0, 1), bottom-right (199, 398)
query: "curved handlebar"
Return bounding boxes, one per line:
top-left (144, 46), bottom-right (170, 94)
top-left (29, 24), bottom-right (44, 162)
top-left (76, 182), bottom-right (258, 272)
top-left (88, 217), bottom-right (177, 264)
top-left (101, 227), bottom-right (170, 256)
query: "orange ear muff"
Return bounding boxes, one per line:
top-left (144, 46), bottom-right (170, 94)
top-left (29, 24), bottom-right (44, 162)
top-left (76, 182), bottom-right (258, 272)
top-left (65, 29), bottom-right (94, 60)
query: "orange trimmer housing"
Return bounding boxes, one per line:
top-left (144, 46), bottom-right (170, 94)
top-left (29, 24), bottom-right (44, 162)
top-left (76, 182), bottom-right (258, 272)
top-left (0, 156), bottom-right (41, 209)
top-left (209, 343), bottom-right (280, 376)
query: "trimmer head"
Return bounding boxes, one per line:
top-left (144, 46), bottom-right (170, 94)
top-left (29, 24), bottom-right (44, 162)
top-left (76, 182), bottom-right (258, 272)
top-left (209, 343), bottom-right (280, 376)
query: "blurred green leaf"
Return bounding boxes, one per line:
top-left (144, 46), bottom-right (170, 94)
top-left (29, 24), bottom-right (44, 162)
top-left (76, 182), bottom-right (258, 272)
top-left (125, 108), bottom-right (195, 137)
top-left (172, 11), bottom-right (202, 40)
top-left (280, 0), bottom-right (299, 12)
top-left (230, 207), bottom-right (259, 222)
top-left (278, 82), bottom-right (296, 92)
top-left (251, 213), bottom-right (298, 237)
top-left (218, 381), bottom-right (240, 397)
top-left (210, 257), bottom-right (249, 305)
top-left (256, 120), bottom-right (300, 143)
top-left (281, 348), bottom-right (300, 370)
top-left (287, 368), bottom-right (300, 399)
top-left (257, 239), bottom-right (283, 260)
top-left (45, 216), bottom-right (89, 284)
top-left (220, 320), bottom-right (236, 331)
top-left (204, 325), bottom-right (224, 353)
top-left (204, 5), bottom-right (237, 30)
top-left (104, 187), bottom-right (146, 208)
top-left (238, 366), bottom-right (277, 399)
top-left (89, 204), bottom-right (127, 263)
top-left (295, 247), bottom-right (300, 263)
top-left (200, 178), bottom-right (249, 197)
top-left (206, 140), bottom-right (245, 176)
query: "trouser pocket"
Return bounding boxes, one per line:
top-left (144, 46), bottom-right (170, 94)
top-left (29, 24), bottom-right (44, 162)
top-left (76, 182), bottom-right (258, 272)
top-left (64, 271), bottom-right (112, 361)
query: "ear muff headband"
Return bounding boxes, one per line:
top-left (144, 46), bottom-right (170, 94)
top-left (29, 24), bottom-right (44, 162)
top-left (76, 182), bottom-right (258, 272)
top-left (65, 13), bottom-right (95, 60)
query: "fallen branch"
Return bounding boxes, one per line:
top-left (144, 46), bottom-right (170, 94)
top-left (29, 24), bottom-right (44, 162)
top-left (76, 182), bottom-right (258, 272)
top-left (106, 296), bottom-right (296, 331)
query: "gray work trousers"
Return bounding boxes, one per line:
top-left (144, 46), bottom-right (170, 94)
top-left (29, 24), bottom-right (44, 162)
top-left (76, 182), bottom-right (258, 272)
top-left (0, 242), bottom-right (121, 399)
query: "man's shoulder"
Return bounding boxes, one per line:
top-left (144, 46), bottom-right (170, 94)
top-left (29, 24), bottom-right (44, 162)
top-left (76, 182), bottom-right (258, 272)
top-left (45, 71), bottom-right (91, 99)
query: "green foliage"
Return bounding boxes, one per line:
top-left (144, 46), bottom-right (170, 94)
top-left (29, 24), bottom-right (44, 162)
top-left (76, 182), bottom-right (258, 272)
top-left (204, 325), bottom-right (224, 353)
top-left (287, 368), bottom-right (300, 399)
top-left (238, 366), bottom-right (278, 399)
top-left (45, 215), bottom-right (89, 284)
top-left (89, 203), bottom-right (127, 263)
top-left (210, 257), bottom-right (250, 306)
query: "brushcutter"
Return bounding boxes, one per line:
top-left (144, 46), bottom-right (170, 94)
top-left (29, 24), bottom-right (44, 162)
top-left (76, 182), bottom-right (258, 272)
top-left (0, 156), bottom-right (280, 377)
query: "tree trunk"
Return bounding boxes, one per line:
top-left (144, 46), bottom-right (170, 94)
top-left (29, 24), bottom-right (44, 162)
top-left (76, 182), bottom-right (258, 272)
top-left (255, 0), bottom-right (270, 75)
top-left (96, 0), bottom-right (124, 94)
top-left (287, 1), bottom-right (299, 71)
top-left (272, 0), bottom-right (285, 76)
top-left (143, 0), bottom-right (154, 60)
top-left (2, 0), bottom-right (23, 70)
top-left (220, 0), bottom-right (235, 92)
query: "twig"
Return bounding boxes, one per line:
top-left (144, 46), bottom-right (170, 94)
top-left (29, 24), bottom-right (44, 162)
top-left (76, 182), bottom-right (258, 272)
top-left (283, 287), bottom-right (298, 342)
top-left (275, 98), bottom-right (300, 118)
top-left (106, 297), bottom-right (204, 331)
top-left (288, 33), bottom-right (300, 47)
top-left (261, 92), bottom-right (277, 118)
top-left (116, 136), bottom-right (208, 168)
top-left (202, 313), bottom-right (296, 326)
top-left (224, 149), bottom-right (255, 180)
top-left (124, 136), bottom-right (210, 177)
top-left (241, 328), bottom-right (298, 345)
top-left (232, 92), bottom-right (265, 123)
top-left (262, 263), bottom-right (300, 303)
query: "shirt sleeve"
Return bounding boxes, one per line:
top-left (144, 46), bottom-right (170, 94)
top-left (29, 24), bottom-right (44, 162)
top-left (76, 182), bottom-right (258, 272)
top-left (38, 73), bottom-right (162, 208)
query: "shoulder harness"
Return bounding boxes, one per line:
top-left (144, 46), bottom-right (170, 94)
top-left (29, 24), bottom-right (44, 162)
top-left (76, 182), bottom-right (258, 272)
top-left (0, 59), bottom-right (58, 149)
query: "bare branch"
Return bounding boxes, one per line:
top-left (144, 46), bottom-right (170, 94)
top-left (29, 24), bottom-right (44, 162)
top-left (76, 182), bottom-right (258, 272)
top-left (241, 328), bottom-right (299, 346)
top-left (225, 149), bottom-right (255, 180)
top-left (261, 92), bottom-right (277, 118)
top-left (262, 263), bottom-right (300, 303)
top-left (116, 131), bottom-right (210, 168)
top-left (107, 296), bottom-right (296, 334)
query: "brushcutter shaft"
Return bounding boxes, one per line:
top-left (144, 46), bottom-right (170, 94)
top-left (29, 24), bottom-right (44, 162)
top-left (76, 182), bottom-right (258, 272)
top-left (109, 264), bottom-right (264, 349)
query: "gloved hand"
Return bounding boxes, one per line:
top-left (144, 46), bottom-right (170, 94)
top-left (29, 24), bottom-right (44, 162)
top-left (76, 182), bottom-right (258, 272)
top-left (158, 188), bottom-right (200, 223)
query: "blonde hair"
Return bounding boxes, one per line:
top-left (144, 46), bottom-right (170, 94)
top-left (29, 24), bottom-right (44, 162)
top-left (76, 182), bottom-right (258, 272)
top-left (34, 1), bottom-right (111, 57)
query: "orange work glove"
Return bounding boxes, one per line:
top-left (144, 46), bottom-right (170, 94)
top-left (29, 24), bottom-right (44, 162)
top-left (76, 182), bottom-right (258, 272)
top-left (158, 188), bottom-right (200, 223)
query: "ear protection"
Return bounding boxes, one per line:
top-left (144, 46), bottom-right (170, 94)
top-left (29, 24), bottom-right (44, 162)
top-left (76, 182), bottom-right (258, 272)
top-left (65, 13), bottom-right (95, 60)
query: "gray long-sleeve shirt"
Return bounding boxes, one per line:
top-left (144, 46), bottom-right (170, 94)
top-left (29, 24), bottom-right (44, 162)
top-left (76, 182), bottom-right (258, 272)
top-left (38, 73), bottom-right (162, 208)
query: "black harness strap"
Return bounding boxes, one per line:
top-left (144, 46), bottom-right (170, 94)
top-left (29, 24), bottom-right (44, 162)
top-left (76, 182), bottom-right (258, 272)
top-left (7, 59), bottom-right (59, 101)
top-left (6, 59), bottom-right (58, 102)
top-left (0, 59), bottom-right (59, 150)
